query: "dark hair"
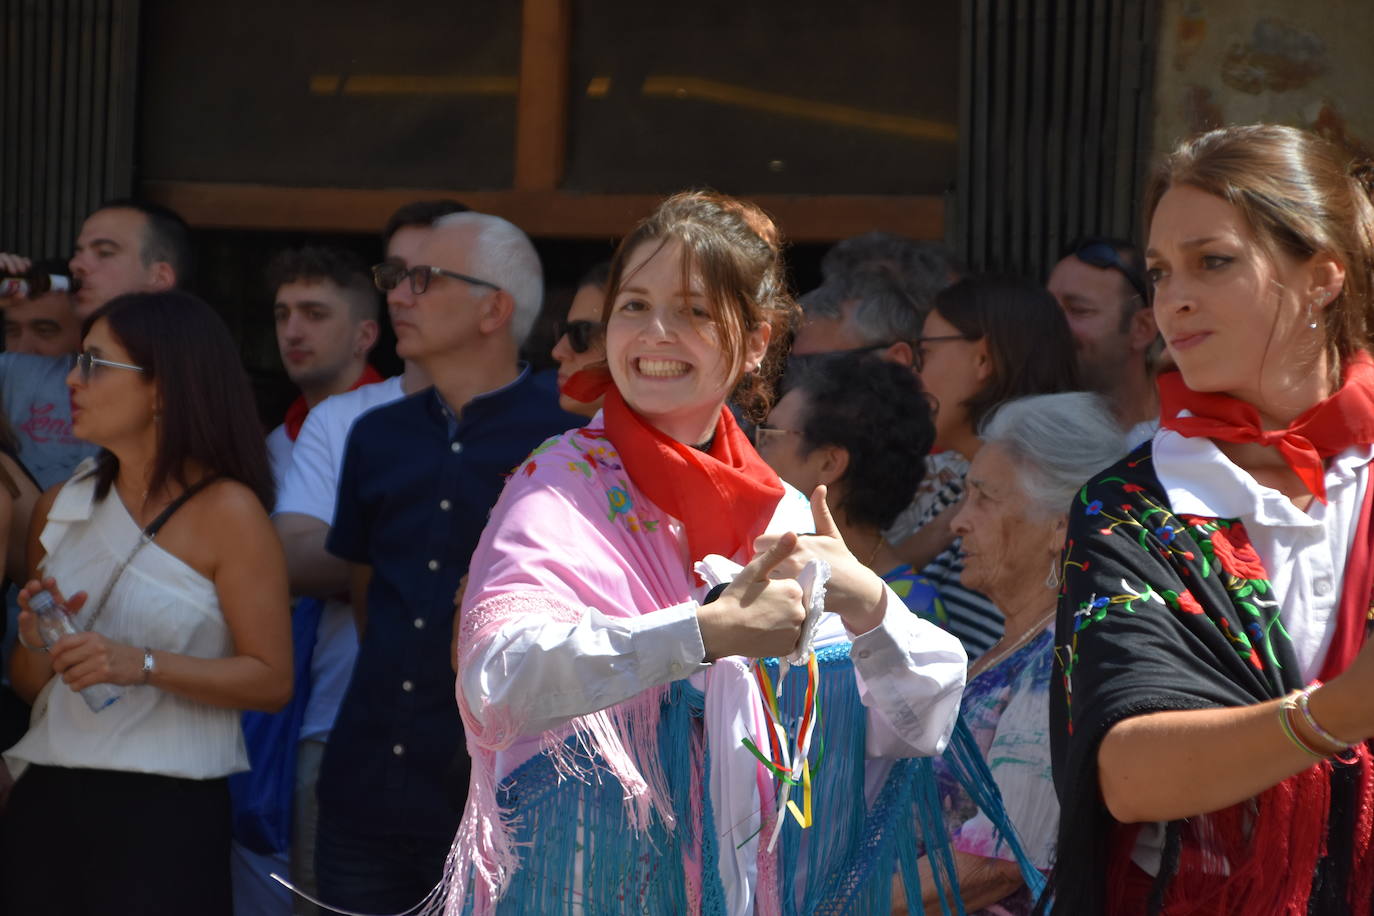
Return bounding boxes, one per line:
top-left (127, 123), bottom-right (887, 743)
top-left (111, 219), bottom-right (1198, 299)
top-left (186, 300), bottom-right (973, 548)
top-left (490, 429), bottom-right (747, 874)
top-left (381, 199), bottom-right (469, 248)
top-left (94, 199), bottom-right (193, 288)
top-left (782, 352), bottom-right (935, 530)
top-left (265, 245), bottom-right (380, 323)
top-left (1144, 124), bottom-right (1374, 377)
top-left (932, 275), bottom-right (1081, 430)
top-left (578, 259), bottom-right (612, 291)
top-left (80, 291), bottom-right (274, 511)
top-left (604, 190), bottom-right (801, 422)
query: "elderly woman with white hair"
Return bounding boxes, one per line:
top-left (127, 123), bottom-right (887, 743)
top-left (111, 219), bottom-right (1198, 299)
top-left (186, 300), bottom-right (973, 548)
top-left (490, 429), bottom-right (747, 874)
top-left (893, 392), bottom-right (1128, 915)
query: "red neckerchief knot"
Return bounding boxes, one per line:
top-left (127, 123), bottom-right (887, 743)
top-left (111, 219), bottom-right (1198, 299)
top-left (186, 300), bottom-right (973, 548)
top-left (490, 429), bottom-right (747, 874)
top-left (1157, 351), bottom-right (1374, 503)
top-left (565, 367), bottom-right (784, 567)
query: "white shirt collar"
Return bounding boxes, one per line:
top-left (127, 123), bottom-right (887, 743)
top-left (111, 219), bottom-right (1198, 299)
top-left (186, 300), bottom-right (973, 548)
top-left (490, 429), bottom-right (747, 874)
top-left (1153, 424), bottom-right (1374, 528)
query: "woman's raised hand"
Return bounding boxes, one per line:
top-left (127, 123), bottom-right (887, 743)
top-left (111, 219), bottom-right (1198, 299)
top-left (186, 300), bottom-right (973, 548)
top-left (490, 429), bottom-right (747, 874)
top-left (753, 487), bottom-right (888, 634)
top-left (697, 532), bottom-right (807, 661)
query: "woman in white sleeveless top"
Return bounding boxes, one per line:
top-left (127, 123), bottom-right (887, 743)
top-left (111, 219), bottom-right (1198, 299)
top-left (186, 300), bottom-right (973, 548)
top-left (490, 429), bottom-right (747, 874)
top-left (2, 291), bottom-right (292, 916)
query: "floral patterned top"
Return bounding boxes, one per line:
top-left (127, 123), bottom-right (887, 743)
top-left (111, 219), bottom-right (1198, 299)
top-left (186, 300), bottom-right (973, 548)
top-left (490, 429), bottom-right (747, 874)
top-left (930, 625), bottom-right (1057, 915)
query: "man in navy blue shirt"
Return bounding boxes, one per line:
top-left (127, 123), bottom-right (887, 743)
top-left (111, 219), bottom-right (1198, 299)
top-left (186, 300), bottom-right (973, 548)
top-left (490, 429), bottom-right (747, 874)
top-left (316, 212), bottom-right (585, 913)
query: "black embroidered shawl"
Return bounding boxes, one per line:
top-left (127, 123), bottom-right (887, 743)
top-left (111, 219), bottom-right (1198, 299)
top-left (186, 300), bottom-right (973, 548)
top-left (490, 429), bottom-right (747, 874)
top-left (1045, 443), bottom-right (1371, 914)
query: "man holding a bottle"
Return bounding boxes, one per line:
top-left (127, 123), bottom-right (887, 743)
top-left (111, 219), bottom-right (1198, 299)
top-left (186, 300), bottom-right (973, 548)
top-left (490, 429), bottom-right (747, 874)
top-left (0, 199), bottom-right (192, 487)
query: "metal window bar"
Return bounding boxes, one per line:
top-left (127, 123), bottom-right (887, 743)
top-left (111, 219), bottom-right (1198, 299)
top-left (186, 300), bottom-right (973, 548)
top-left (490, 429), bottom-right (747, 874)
top-left (954, 0), bottom-right (1157, 279)
top-left (0, 0), bottom-right (140, 260)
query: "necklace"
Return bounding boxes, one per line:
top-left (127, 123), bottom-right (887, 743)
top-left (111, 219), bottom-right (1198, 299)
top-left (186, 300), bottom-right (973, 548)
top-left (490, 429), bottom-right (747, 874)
top-left (970, 607), bottom-right (1055, 677)
top-left (865, 533), bottom-right (885, 569)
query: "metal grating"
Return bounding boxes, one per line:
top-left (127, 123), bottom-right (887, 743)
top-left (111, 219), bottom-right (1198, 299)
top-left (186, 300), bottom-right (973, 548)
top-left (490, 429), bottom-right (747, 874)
top-left (0, 0), bottom-right (140, 260)
top-left (954, 0), bottom-right (1158, 279)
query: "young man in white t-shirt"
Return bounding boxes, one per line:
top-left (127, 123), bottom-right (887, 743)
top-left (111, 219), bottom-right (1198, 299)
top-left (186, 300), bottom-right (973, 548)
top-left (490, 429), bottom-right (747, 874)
top-left (269, 201), bottom-right (466, 914)
top-left (230, 244), bottom-right (383, 915)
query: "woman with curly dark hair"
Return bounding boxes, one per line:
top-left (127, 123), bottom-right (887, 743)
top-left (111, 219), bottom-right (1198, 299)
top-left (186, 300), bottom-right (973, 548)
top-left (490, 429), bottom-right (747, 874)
top-left (757, 351), bottom-right (940, 617)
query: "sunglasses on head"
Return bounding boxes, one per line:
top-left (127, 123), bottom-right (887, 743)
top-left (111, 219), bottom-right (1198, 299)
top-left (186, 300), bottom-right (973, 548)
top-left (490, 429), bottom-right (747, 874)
top-left (1071, 239), bottom-right (1149, 303)
top-left (555, 320), bottom-right (604, 354)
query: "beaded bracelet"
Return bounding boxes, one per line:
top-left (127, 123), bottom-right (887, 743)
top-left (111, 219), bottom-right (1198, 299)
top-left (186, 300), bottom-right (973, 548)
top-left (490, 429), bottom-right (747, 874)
top-left (1278, 691), bottom-right (1330, 759)
top-left (1295, 684), bottom-right (1359, 752)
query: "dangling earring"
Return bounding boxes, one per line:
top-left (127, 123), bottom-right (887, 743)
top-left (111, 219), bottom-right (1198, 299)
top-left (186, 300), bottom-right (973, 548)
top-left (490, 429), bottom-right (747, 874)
top-left (1309, 292), bottom-right (1327, 330)
top-left (1045, 558), bottom-right (1061, 589)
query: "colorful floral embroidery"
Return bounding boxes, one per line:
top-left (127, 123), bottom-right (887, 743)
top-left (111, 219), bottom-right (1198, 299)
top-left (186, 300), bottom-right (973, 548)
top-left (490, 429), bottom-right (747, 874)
top-left (607, 485), bottom-right (631, 521)
top-left (1078, 480), bottom-right (1201, 571)
top-left (1059, 452), bottom-right (1294, 724)
top-left (602, 481), bottom-right (660, 534)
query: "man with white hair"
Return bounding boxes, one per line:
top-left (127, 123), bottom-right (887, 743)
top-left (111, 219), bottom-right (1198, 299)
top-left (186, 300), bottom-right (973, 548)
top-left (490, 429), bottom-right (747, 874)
top-left (312, 212), bottom-right (583, 912)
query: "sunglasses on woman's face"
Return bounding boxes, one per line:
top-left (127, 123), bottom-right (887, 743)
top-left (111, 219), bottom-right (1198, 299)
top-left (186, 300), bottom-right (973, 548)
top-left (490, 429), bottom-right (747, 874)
top-left (75, 351), bottom-right (145, 383)
top-left (556, 320), bottom-right (604, 354)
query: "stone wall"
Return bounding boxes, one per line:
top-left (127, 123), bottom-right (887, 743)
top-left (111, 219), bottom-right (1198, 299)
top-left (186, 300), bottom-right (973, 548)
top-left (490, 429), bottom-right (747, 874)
top-left (1152, 0), bottom-right (1373, 161)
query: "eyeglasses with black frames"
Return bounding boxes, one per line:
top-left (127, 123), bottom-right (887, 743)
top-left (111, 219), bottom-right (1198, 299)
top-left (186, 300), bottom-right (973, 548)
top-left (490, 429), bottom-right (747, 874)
top-left (371, 262), bottom-right (502, 296)
top-left (75, 351), bottom-right (144, 383)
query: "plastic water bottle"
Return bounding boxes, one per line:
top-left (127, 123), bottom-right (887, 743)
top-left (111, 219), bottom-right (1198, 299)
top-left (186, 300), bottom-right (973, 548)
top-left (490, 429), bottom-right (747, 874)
top-left (27, 591), bottom-right (122, 713)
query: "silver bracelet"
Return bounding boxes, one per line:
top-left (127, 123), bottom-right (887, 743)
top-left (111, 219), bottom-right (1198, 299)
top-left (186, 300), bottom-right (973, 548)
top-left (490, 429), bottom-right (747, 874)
top-left (1295, 684), bottom-right (1359, 751)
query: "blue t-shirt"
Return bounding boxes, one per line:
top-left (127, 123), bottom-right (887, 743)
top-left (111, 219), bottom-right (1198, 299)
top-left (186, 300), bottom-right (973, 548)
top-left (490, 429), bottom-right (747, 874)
top-left (0, 353), bottom-right (99, 489)
top-left (319, 368), bottom-right (584, 839)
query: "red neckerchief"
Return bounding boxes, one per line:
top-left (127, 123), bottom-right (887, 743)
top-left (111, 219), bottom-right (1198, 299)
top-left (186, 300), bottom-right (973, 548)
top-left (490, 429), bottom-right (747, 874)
top-left (1157, 351), bottom-right (1374, 503)
top-left (566, 367), bottom-right (784, 566)
top-left (282, 365), bottom-right (385, 441)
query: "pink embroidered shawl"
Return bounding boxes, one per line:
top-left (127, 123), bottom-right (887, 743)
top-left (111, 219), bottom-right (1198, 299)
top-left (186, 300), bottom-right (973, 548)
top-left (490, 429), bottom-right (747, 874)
top-left (444, 421), bottom-right (805, 914)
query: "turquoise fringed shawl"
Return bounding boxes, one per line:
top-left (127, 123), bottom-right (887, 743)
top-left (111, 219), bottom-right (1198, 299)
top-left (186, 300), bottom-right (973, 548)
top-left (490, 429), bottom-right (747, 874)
top-left (472, 644), bottom-right (1044, 914)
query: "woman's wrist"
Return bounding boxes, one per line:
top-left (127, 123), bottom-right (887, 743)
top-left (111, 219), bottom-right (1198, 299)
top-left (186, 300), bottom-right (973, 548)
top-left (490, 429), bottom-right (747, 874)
top-left (1305, 679), bottom-right (1372, 747)
top-left (842, 576), bottom-right (888, 635)
top-left (14, 629), bottom-right (45, 653)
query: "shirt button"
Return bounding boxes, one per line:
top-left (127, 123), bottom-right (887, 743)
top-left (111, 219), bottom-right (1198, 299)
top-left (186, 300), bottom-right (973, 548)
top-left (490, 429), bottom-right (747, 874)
top-left (669, 661), bottom-right (683, 675)
top-left (1316, 578), bottom-right (1333, 596)
top-left (857, 649), bottom-right (872, 660)
top-left (428, 559), bottom-right (439, 571)
top-left (450, 442), bottom-right (463, 454)
top-left (402, 680), bottom-right (414, 692)
top-left (440, 499), bottom-right (452, 511)
top-left (414, 618), bottom-right (426, 629)
top-left (392, 744), bottom-right (405, 756)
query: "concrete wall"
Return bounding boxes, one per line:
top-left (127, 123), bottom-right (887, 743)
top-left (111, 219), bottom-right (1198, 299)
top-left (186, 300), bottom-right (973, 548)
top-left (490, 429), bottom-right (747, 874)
top-left (1152, 0), bottom-right (1373, 161)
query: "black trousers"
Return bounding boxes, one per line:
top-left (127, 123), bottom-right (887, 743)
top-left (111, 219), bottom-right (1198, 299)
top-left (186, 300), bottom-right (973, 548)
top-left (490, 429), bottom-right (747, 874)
top-left (1, 764), bottom-right (232, 916)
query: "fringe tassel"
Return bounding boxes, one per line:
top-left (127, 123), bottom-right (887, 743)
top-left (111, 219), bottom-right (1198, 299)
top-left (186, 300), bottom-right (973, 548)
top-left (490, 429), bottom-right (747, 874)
top-left (1114, 747), bottom-right (1374, 916)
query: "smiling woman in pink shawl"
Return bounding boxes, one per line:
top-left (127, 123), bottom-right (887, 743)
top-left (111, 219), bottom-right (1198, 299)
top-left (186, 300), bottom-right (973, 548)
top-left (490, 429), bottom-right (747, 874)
top-left (440, 192), bottom-right (967, 915)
